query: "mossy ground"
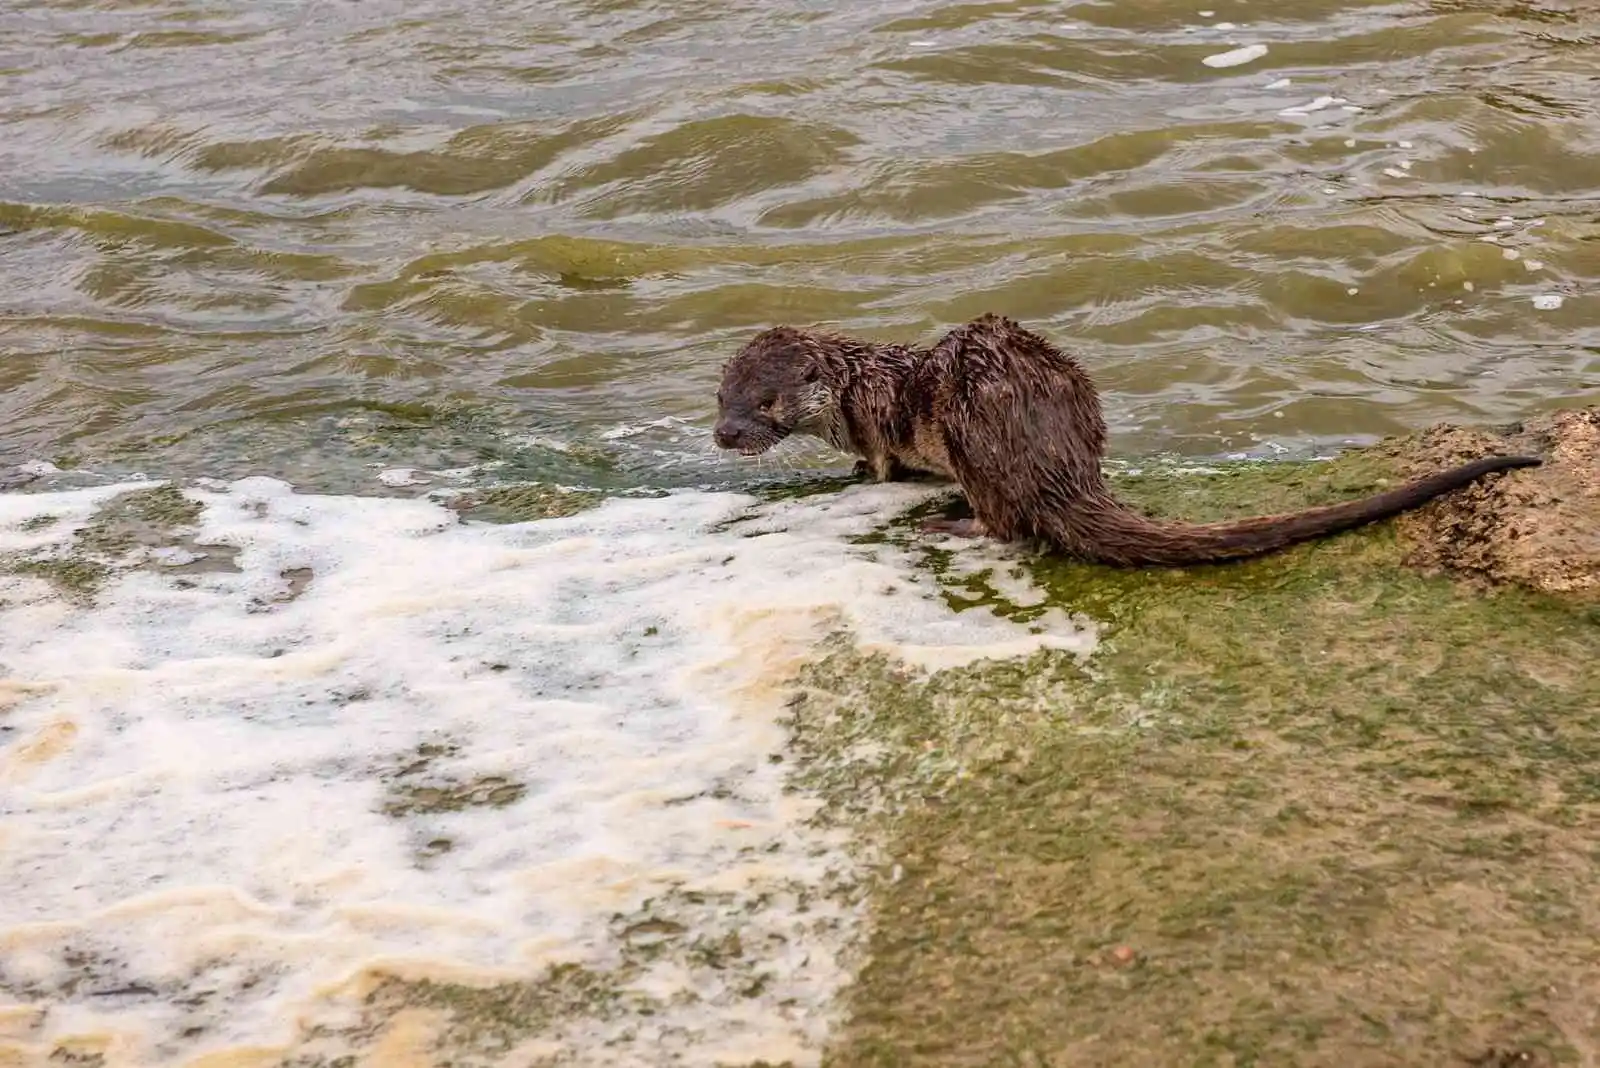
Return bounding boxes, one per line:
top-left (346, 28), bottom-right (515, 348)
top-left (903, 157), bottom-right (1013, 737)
top-left (788, 448), bottom-right (1600, 1067)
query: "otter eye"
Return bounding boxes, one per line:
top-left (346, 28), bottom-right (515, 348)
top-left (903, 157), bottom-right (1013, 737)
top-left (759, 400), bottom-right (774, 414)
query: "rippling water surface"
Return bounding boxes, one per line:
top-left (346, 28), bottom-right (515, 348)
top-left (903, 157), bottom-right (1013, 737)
top-left (2, 0), bottom-right (1597, 490)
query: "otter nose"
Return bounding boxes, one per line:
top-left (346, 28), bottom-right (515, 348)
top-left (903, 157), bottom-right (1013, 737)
top-left (713, 423), bottom-right (742, 449)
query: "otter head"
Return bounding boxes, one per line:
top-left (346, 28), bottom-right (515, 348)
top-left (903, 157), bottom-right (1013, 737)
top-left (713, 327), bottom-right (835, 456)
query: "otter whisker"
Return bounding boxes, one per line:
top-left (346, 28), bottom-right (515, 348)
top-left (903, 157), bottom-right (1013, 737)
top-left (762, 438), bottom-right (809, 472)
top-left (688, 435), bottom-right (727, 465)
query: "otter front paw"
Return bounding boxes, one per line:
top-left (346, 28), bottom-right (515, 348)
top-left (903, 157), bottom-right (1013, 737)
top-left (853, 457), bottom-right (903, 482)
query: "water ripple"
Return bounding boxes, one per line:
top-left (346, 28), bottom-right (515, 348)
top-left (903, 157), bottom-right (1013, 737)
top-left (0, 0), bottom-right (1596, 481)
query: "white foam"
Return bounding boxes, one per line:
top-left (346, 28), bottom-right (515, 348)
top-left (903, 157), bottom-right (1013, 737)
top-left (1278, 95), bottom-right (1346, 117)
top-left (1532, 294), bottom-right (1564, 310)
top-left (376, 466), bottom-right (430, 487)
top-left (598, 416), bottom-right (687, 441)
top-left (1201, 43), bottom-right (1268, 69)
top-left (0, 478), bottom-right (1096, 1066)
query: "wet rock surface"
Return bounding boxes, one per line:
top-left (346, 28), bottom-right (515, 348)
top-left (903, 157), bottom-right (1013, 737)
top-left (1388, 405), bottom-right (1600, 601)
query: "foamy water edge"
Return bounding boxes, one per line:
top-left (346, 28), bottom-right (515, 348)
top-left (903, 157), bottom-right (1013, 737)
top-left (0, 477), bottom-right (1097, 1066)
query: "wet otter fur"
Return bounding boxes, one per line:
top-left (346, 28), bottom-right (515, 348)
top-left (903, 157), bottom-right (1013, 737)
top-left (711, 313), bottom-right (1544, 567)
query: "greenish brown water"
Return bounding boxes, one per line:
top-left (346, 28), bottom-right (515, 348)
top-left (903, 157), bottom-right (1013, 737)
top-left (2, 0), bottom-right (1597, 493)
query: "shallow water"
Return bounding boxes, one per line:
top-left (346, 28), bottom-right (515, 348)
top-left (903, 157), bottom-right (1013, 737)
top-left (2, 0), bottom-right (1599, 1063)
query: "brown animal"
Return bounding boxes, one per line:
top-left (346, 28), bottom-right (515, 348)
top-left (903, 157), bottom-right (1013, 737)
top-left (711, 313), bottom-right (1542, 567)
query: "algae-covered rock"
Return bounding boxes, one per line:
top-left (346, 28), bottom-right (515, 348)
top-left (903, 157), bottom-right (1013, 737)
top-left (782, 441), bottom-right (1600, 1068)
top-left (446, 481), bottom-right (603, 523)
top-left (379, 741), bottom-right (528, 820)
top-left (2, 482), bottom-right (219, 603)
top-left (1390, 406), bottom-right (1600, 601)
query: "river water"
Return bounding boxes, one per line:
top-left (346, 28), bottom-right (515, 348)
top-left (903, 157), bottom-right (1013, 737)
top-left (3, 0), bottom-right (1597, 487)
top-left (1, 1), bottom-right (1597, 1065)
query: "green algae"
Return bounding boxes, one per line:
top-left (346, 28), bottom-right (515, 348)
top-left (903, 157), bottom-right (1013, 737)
top-left (380, 741), bottom-right (528, 818)
top-left (74, 483), bottom-right (204, 557)
top-left (448, 481), bottom-right (604, 523)
top-left (17, 513), bottom-right (59, 533)
top-left (118, 483), bottom-right (203, 527)
top-left (778, 449), bottom-right (1600, 1067)
top-left (277, 882), bottom-right (836, 1067)
top-left (382, 775), bottom-right (528, 817)
top-left (3, 483), bottom-right (208, 603)
top-left (363, 964), bottom-right (633, 1055)
top-left (752, 471), bottom-right (870, 503)
top-left (11, 556), bottom-right (113, 602)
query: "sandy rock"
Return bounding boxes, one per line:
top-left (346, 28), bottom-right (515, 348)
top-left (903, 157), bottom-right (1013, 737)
top-left (1391, 406), bottom-right (1600, 600)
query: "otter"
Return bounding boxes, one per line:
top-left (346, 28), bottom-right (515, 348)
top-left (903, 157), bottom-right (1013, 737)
top-left (710, 313), bottom-right (1543, 567)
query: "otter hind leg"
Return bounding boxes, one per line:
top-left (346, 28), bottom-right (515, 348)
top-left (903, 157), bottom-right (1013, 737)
top-left (920, 517), bottom-right (989, 539)
top-left (938, 398), bottom-right (1077, 548)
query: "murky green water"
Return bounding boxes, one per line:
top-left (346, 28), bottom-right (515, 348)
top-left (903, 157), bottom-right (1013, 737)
top-left (2, 0), bottom-right (1597, 494)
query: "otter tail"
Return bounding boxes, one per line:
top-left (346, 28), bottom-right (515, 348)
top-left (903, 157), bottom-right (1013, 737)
top-left (1057, 454), bottom-right (1542, 568)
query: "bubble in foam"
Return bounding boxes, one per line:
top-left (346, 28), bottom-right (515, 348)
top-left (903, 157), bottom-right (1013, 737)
top-left (376, 467), bottom-right (429, 487)
top-left (1201, 43), bottom-right (1267, 68)
top-left (1278, 95), bottom-right (1346, 117)
top-left (0, 476), bottom-right (1096, 1066)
